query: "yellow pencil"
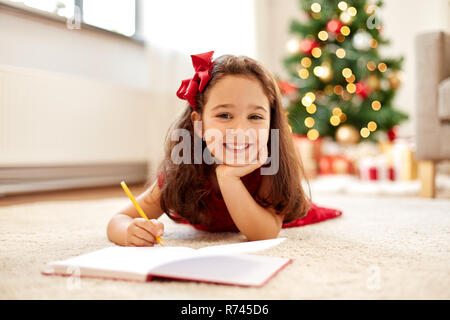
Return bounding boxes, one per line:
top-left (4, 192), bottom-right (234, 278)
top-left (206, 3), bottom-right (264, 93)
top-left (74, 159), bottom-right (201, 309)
top-left (120, 181), bottom-right (164, 246)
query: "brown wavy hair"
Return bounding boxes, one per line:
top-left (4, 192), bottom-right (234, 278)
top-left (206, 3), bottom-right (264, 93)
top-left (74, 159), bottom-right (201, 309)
top-left (154, 54), bottom-right (311, 226)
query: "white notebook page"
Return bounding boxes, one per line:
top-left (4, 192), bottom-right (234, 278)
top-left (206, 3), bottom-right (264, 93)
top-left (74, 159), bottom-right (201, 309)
top-left (49, 246), bottom-right (196, 275)
top-left (149, 254), bottom-right (291, 286)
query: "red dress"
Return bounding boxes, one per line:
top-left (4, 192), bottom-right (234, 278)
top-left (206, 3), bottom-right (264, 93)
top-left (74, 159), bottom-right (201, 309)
top-left (157, 168), bottom-right (342, 232)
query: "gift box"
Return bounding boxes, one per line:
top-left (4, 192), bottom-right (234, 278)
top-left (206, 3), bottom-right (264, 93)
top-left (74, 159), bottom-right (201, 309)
top-left (292, 134), bottom-right (322, 179)
top-left (391, 139), bottom-right (417, 181)
top-left (319, 154), bottom-right (355, 175)
top-left (378, 138), bottom-right (417, 181)
top-left (357, 155), bottom-right (395, 181)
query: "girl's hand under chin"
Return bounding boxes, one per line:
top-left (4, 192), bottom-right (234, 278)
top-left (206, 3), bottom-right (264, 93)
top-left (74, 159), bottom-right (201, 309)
top-left (215, 144), bottom-right (268, 179)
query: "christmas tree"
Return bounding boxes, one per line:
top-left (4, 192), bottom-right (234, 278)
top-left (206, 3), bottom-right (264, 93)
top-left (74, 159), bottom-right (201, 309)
top-left (280, 0), bottom-right (408, 143)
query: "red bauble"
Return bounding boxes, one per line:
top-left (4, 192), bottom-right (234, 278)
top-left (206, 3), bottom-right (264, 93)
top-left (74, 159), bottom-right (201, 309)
top-left (327, 19), bottom-right (344, 34)
top-left (300, 38), bottom-right (319, 55)
top-left (355, 81), bottom-right (371, 100)
top-left (278, 80), bottom-right (298, 95)
top-left (387, 126), bottom-right (398, 141)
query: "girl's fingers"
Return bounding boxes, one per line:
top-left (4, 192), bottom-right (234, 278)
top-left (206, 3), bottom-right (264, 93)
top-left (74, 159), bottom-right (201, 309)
top-left (134, 224), bottom-right (157, 243)
top-left (135, 218), bottom-right (164, 238)
top-left (131, 235), bottom-right (154, 247)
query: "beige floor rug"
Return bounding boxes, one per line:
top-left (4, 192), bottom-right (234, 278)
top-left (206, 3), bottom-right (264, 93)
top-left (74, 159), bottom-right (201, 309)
top-left (0, 193), bottom-right (449, 299)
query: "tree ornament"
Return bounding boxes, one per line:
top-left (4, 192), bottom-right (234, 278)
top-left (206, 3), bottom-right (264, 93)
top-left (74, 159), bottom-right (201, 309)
top-left (327, 19), bottom-right (344, 34)
top-left (360, 127), bottom-right (370, 138)
top-left (300, 38), bottom-right (320, 55)
top-left (355, 81), bottom-right (371, 99)
top-left (378, 62), bottom-right (387, 72)
top-left (307, 128), bottom-right (320, 141)
top-left (278, 80), bottom-right (299, 103)
top-left (388, 70), bottom-right (402, 90)
top-left (335, 124), bottom-right (360, 144)
top-left (338, 1), bottom-right (348, 11)
top-left (278, 79), bottom-right (298, 95)
top-left (367, 74), bottom-right (380, 91)
top-left (318, 30), bottom-right (329, 41)
top-left (340, 11), bottom-right (353, 24)
top-left (387, 126), bottom-right (398, 141)
top-left (365, 4), bottom-right (378, 15)
top-left (352, 30), bottom-right (372, 51)
top-left (316, 60), bottom-right (333, 82)
top-left (311, 2), bottom-right (321, 13)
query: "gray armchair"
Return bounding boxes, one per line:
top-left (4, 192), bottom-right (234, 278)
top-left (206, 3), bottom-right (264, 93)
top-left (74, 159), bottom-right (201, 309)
top-left (415, 31), bottom-right (450, 197)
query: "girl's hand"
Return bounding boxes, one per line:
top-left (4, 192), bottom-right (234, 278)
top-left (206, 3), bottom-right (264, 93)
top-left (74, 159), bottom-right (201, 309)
top-left (125, 218), bottom-right (164, 247)
top-left (216, 143), bottom-right (268, 179)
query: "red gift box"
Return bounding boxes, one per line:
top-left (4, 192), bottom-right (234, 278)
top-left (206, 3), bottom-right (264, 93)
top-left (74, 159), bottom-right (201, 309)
top-left (318, 154), bottom-right (355, 175)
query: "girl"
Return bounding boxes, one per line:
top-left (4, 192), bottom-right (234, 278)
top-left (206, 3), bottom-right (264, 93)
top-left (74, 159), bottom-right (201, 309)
top-left (107, 51), bottom-right (342, 247)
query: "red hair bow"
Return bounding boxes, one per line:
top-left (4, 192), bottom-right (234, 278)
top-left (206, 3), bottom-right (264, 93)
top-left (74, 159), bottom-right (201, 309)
top-left (176, 51), bottom-right (215, 109)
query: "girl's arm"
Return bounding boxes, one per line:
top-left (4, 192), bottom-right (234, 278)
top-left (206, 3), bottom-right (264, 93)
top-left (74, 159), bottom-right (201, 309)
top-left (107, 181), bottom-right (164, 246)
top-left (216, 170), bottom-right (284, 241)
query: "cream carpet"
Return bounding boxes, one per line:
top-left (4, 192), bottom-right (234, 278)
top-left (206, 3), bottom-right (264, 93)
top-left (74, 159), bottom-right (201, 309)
top-left (0, 193), bottom-right (449, 299)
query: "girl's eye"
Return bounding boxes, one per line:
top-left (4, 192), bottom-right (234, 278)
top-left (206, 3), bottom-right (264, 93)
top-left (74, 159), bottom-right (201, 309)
top-left (217, 113), bottom-right (232, 119)
top-left (216, 113), bottom-right (263, 120)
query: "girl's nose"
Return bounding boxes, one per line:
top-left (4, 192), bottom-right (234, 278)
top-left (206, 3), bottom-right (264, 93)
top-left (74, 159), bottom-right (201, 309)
top-left (231, 117), bottom-right (251, 131)
top-left (225, 129), bottom-right (257, 145)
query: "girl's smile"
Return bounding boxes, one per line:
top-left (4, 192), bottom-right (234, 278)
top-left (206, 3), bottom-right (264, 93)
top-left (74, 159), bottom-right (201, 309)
top-left (223, 142), bottom-right (251, 152)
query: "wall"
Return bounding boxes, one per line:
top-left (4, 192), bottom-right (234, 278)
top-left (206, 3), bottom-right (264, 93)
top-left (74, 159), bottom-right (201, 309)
top-left (0, 4), bottom-right (162, 191)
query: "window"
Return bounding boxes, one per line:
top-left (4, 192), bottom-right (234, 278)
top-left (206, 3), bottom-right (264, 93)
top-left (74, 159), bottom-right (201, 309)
top-left (82, 0), bottom-right (135, 37)
top-left (1, 0), bottom-right (138, 38)
top-left (142, 0), bottom-right (255, 57)
top-left (3, 0), bottom-right (76, 18)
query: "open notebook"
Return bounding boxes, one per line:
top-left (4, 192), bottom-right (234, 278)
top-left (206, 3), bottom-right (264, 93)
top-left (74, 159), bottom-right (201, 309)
top-left (42, 238), bottom-right (292, 287)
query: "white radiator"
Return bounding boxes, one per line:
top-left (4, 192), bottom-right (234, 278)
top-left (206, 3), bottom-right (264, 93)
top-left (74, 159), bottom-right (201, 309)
top-left (0, 65), bottom-right (170, 195)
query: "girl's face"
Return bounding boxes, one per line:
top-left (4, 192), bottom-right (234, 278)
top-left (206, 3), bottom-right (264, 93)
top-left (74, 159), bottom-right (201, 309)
top-left (191, 75), bottom-right (271, 166)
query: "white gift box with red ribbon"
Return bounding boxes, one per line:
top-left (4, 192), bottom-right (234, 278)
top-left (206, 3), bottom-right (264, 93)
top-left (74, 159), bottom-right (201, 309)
top-left (358, 155), bottom-right (395, 181)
